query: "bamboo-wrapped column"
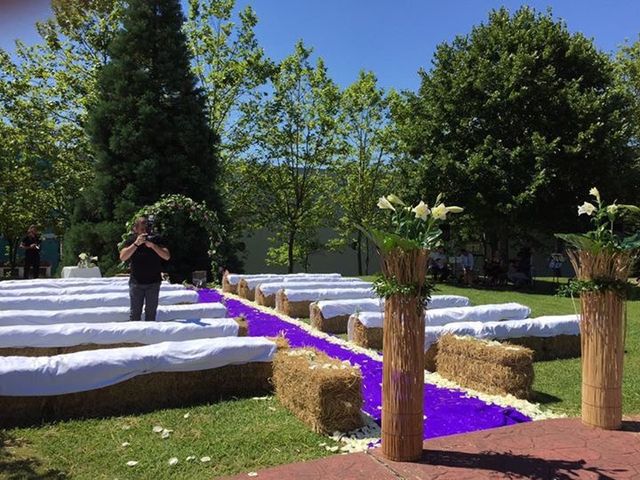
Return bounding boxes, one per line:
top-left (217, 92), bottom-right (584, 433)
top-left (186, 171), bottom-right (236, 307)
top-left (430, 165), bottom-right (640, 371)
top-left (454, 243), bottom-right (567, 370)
top-left (381, 248), bottom-right (428, 461)
top-left (568, 250), bottom-right (632, 430)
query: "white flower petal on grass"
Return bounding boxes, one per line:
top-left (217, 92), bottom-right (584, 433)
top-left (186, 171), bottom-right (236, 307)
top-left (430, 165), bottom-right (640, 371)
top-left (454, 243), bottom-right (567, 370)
top-left (247, 473), bottom-right (258, 477)
top-left (121, 442), bottom-right (131, 447)
top-left (152, 425), bottom-right (163, 433)
top-left (268, 406), bottom-right (276, 411)
top-left (126, 460), bottom-right (138, 467)
top-left (168, 457), bottom-right (179, 466)
top-left (183, 413), bottom-right (190, 419)
top-left (200, 456), bottom-right (211, 463)
top-left (186, 456), bottom-right (196, 462)
top-left (161, 429), bottom-right (173, 439)
top-left (121, 425), bottom-right (131, 430)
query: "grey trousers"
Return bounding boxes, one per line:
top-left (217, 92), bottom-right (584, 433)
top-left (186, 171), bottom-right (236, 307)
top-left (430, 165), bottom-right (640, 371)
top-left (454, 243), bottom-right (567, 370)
top-left (129, 281), bottom-right (161, 321)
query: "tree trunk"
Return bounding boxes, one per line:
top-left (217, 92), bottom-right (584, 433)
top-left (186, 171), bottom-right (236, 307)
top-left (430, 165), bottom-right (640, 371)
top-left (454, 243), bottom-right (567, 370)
top-left (356, 231), bottom-right (363, 276)
top-left (287, 230), bottom-right (295, 274)
top-left (365, 237), bottom-right (370, 275)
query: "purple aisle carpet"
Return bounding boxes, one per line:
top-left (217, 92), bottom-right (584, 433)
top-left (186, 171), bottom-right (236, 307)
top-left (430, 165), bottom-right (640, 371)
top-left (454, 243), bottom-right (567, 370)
top-left (199, 289), bottom-right (530, 440)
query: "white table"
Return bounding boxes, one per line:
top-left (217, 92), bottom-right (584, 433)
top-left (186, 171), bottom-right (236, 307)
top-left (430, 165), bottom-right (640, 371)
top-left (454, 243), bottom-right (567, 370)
top-left (61, 266), bottom-right (102, 278)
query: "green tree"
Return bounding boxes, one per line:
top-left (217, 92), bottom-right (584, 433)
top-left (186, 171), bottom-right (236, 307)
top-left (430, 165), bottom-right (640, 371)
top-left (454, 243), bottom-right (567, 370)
top-left (0, 0), bottom-right (121, 257)
top-left (330, 71), bottom-right (396, 275)
top-left (398, 7), bottom-right (636, 258)
top-left (241, 42), bottom-right (341, 272)
top-left (66, 0), bottom-right (225, 277)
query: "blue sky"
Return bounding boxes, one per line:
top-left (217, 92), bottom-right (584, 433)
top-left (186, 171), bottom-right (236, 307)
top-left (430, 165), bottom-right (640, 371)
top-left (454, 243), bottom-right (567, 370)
top-left (1, 0), bottom-right (639, 90)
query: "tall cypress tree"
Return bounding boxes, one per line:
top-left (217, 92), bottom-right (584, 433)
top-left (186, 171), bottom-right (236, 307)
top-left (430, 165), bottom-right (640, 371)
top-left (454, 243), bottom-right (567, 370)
top-left (65, 0), bottom-right (227, 276)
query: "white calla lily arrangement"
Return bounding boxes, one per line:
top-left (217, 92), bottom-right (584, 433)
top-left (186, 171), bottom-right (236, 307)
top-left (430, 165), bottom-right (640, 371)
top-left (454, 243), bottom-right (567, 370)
top-left (367, 194), bottom-right (463, 253)
top-left (77, 252), bottom-right (99, 269)
top-left (556, 187), bottom-right (640, 253)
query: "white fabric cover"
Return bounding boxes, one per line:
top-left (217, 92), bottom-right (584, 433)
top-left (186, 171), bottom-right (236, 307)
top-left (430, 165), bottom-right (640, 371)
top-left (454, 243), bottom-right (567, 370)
top-left (0, 290), bottom-right (198, 311)
top-left (62, 266), bottom-right (101, 278)
top-left (423, 314), bottom-right (580, 350)
top-left (258, 279), bottom-right (370, 297)
top-left (428, 295), bottom-right (471, 309)
top-left (0, 277), bottom-right (130, 290)
top-left (284, 287), bottom-right (376, 302)
top-left (425, 303), bottom-right (530, 327)
top-left (347, 303), bottom-right (532, 339)
top-left (0, 303), bottom-right (226, 327)
top-left (0, 283), bottom-right (186, 297)
top-left (226, 273), bottom-right (342, 286)
top-left (244, 274), bottom-right (346, 290)
top-left (315, 295), bottom-right (471, 319)
top-left (0, 318), bottom-right (239, 348)
top-left (0, 336), bottom-right (277, 397)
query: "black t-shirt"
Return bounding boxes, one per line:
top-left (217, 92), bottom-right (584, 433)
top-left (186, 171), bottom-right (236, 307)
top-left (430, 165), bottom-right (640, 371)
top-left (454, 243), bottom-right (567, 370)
top-left (22, 235), bottom-right (41, 258)
top-left (124, 235), bottom-right (166, 284)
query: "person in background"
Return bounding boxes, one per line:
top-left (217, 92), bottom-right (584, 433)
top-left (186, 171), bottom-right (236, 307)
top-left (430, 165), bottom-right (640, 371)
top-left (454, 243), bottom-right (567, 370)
top-left (20, 225), bottom-right (42, 279)
top-left (549, 253), bottom-right (565, 283)
top-left (119, 217), bottom-right (171, 321)
top-left (428, 245), bottom-right (450, 281)
top-left (459, 248), bottom-right (474, 286)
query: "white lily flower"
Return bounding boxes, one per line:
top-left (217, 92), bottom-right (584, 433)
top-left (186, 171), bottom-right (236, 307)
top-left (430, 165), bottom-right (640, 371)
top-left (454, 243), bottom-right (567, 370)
top-left (445, 206), bottom-right (464, 214)
top-left (589, 187), bottom-right (600, 203)
top-left (607, 204), bottom-right (618, 215)
top-left (385, 194), bottom-right (405, 206)
top-left (78, 253), bottom-right (87, 260)
top-left (577, 202), bottom-right (597, 216)
top-left (431, 203), bottom-right (448, 220)
top-left (377, 196), bottom-right (395, 211)
top-left (411, 201), bottom-right (430, 221)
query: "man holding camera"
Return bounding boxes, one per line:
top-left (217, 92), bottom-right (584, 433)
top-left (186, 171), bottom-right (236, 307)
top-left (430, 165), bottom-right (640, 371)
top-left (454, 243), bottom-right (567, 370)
top-left (119, 217), bottom-right (171, 321)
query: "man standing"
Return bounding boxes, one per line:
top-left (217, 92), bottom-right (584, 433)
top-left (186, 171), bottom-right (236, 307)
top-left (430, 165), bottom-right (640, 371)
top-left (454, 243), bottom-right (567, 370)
top-left (119, 217), bottom-right (171, 321)
top-left (20, 225), bottom-right (41, 279)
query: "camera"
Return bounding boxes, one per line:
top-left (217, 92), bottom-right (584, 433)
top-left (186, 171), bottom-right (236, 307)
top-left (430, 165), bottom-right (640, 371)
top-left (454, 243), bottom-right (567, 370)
top-left (145, 215), bottom-right (159, 242)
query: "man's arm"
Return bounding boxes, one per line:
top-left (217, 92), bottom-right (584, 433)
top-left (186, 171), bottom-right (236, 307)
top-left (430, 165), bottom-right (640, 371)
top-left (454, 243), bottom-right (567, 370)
top-left (147, 241), bottom-right (171, 261)
top-left (119, 234), bottom-right (147, 262)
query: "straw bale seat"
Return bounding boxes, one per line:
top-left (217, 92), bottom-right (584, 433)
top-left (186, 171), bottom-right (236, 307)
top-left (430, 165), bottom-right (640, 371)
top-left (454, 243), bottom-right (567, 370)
top-left (0, 318), bottom-right (247, 357)
top-left (276, 287), bottom-right (375, 318)
top-left (273, 347), bottom-right (364, 434)
top-left (436, 334), bottom-right (534, 399)
top-left (0, 336), bottom-right (284, 427)
top-left (0, 302), bottom-right (227, 327)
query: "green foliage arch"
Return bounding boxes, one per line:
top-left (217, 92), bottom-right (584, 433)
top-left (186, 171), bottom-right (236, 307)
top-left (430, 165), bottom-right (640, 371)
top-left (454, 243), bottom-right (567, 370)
top-left (122, 194), bottom-right (225, 283)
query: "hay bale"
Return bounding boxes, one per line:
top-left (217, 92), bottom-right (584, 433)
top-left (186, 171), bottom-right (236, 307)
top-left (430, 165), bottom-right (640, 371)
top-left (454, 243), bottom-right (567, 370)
top-left (222, 273), bottom-right (237, 294)
top-left (351, 318), bottom-right (383, 350)
top-left (309, 303), bottom-right (351, 333)
top-left (424, 344), bottom-right (438, 372)
top-left (237, 279), bottom-right (257, 301)
top-left (507, 334), bottom-right (580, 361)
top-left (254, 285), bottom-right (276, 307)
top-left (276, 290), bottom-right (312, 318)
top-left (0, 361), bottom-right (274, 428)
top-left (436, 334), bottom-right (534, 399)
top-left (273, 347), bottom-right (364, 434)
top-left (0, 343), bottom-right (143, 357)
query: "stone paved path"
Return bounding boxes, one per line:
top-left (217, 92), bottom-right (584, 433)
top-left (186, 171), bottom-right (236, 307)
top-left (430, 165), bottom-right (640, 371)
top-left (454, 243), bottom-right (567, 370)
top-left (220, 418), bottom-right (640, 479)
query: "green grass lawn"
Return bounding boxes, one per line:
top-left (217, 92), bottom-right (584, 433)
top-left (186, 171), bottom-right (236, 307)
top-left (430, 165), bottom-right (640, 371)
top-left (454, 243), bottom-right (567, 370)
top-left (2, 280), bottom-right (639, 479)
top-left (1, 397), bottom-right (338, 480)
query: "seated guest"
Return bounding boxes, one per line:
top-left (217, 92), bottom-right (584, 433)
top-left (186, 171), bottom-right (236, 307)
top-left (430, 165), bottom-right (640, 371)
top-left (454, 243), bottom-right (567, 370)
top-left (485, 254), bottom-right (507, 286)
top-left (459, 248), bottom-right (474, 286)
top-left (428, 246), bottom-right (450, 281)
top-left (508, 260), bottom-right (530, 288)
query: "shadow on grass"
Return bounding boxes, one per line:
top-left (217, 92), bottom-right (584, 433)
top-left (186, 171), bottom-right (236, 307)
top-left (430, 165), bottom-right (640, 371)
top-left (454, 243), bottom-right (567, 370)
top-left (417, 448), bottom-right (626, 480)
top-left (530, 390), bottom-right (563, 406)
top-left (0, 430), bottom-right (68, 479)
